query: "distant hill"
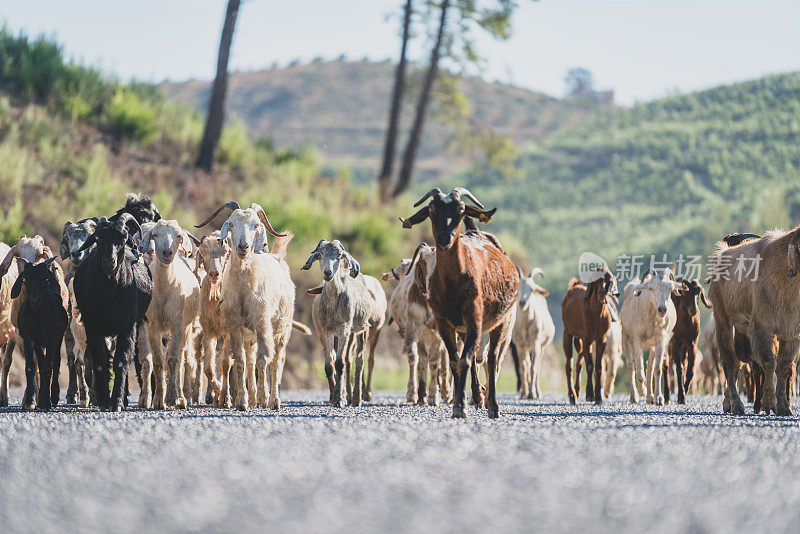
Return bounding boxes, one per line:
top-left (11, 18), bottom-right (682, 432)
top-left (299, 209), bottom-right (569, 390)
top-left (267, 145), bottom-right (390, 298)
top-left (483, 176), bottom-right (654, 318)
top-left (160, 59), bottom-right (605, 179)
top-left (436, 71), bottom-right (800, 317)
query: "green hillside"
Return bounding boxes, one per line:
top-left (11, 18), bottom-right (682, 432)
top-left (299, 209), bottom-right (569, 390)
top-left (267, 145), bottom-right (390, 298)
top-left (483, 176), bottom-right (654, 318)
top-left (161, 58), bottom-right (604, 180)
top-left (435, 72), bottom-right (800, 305)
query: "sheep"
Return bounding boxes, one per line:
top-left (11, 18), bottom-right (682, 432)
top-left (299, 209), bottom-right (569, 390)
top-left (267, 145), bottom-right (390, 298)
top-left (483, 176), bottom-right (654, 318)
top-left (303, 239), bottom-right (375, 407)
top-left (11, 257), bottom-right (70, 410)
top-left (600, 321), bottom-right (623, 399)
top-left (561, 268), bottom-right (619, 404)
top-left (60, 218), bottom-right (97, 404)
top-left (620, 268), bottom-right (682, 405)
top-left (138, 219), bottom-right (202, 409)
top-left (196, 201), bottom-right (296, 411)
top-left (72, 214), bottom-right (153, 411)
top-left (663, 278), bottom-right (711, 404)
top-left (707, 227), bottom-right (800, 416)
top-left (400, 187), bottom-right (518, 419)
top-left (512, 267), bottom-right (555, 400)
top-left (381, 243), bottom-right (447, 406)
top-left (0, 235), bottom-right (53, 407)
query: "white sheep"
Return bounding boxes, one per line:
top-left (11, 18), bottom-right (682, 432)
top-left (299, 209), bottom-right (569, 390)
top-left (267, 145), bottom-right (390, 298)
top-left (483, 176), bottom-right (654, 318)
top-left (304, 239), bottom-right (376, 407)
top-left (512, 267), bottom-right (555, 399)
top-left (139, 220), bottom-right (202, 409)
top-left (620, 269), bottom-right (682, 405)
top-left (381, 244), bottom-right (447, 405)
top-left (196, 201), bottom-right (296, 411)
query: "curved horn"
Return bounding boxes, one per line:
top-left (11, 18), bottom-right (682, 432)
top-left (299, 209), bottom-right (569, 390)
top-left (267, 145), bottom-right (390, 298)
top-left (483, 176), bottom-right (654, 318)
top-left (250, 203), bottom-right (287, 237)
top-left (451, 187), bottom-right (484, 208)
top-left (516, 264), bottom-right (523, 279)
top-left (76, 217), bottom-right (99, 225)
top-left (530, 267), bottom-right (545, 280)
top-left (413, 188), bottom-right (443, 207)
top-left (406, 242), bottom-right (428, 276)
top-left (195, 201), bottom-right (240, 228)
top-left (400, 206), bottom-right (430, 229)
top-left (0, 245), bottom-right (19, 278)
top-left (723, 232), bottom-right (761, 247)
top-left (184, 232), bottom-right (202, 246)
top-left (117, 213), bottom-right (143, 242)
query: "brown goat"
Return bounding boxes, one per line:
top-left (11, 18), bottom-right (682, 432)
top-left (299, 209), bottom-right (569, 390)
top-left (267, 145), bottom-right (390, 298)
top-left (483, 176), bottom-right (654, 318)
top-left (663, 279), bottom-right (711, 404)
top-left (561, 268), bottom-right (618, 404)
top-left (400, 187), bottom-right (518, 419)
top-left (708, 227), bottom-right (800, 415)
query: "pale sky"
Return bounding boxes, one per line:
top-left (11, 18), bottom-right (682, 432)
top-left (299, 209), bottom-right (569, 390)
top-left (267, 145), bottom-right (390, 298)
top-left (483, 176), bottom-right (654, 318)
top-left (1, 0), bottom-right (799, 105)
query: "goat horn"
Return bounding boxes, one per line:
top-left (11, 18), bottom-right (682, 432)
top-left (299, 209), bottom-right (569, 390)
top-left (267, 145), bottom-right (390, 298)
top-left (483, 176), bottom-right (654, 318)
top-left (117, 213), bottom-right (143, 242)
top-left (451, 187), bottom-right (484, 209)
top-left (0, 245), bottom-right (19, 278)
top-left (196, 201), bottom-right (240, 228)
top-left (250, 203), bottom-right (287, 237)
top-left (413, 188), bottom-right (443, 207)
top-left (301, 240), bottom-right (326, 270)
top-left (516, 264), bottom-right (523, 279)
top-left (76, 217), bottom-right (99, 225)
top-left (406, 242), bottom-right (428, 276)
top-left (723, 232), bottom-right (761, 247)
top-left (185, 232), bottom-right (202, 246)
top-left (531, 267), bottom-right (545, 280)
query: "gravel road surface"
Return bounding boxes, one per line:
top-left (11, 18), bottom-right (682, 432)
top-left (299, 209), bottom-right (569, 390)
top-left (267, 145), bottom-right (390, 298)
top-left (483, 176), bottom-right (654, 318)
top-left (0, 391), bottom-right (799, 533)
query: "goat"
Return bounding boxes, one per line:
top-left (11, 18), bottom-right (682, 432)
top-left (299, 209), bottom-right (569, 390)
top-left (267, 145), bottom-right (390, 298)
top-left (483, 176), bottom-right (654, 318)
top-left (138, 220), bottom-right (202, 409)
top-left (110, 193), bottom-right (162, 225)
top-left (698, 314), bottom-right (723, 394)
top-left (512, 267), bottom-right (555, 399)
top-left (662, 278), bottom-right (711, 404)
top-left (72, 214), bottom-right (153, 411)
top-left (361, 274), bottom-right (387, 402)
top-left (0, 235), bottom-right (54, 406)
top-left (400, 187), bottom-right (517, 419)
top-left (303, 239), bottom-right (375, 407)
top-left (620, 269), bottom-right (682, 405)
top-left (561, 268), bottom-right (619, 405)
top-left (66, 278), bottom-right (92, 407)
top-left (11, 258), bottom-right (69, 410)
top-left (707, 227), bottom-right (800, 415)
top-left (600, 321), bottom-right (623, 399)
top-left (381, 243), bottom-right (447, 405)
top-left (196, 201), bottom-right (295, 411)
top-left (60, 218), bottom-right (97, 405)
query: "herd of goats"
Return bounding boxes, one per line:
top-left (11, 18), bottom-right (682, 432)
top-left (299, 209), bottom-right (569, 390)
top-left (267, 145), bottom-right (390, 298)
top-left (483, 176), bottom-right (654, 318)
top-left (0, 187), bottom-right (798, 419)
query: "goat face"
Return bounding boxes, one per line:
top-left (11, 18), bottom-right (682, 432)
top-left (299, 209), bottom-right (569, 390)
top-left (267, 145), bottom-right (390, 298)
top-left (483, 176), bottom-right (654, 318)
top-left (198, 231), bottom-right (230, 283)
top-left (12, 258), bottom-right (59, 310)
top-left (0, 235), bottom-right (50, 278)
top-left (400, 188), bottom-right (497, 251)
top-left (78, 215), bottom-right (142, 277)
top-left (196, 201), bottom-right (285, 260)
top-left (518, 268), bottom-right (547, 310)
top-left (636, 270), bottom-right (682, 317)
top-left (60, 219), bottom-right (97, 265)
top-left (678, 279), bottom-right (711, 315)
top-left (302, 239), bottom-right (360, 281)
top-left (140, 220), bottom-right (198, 266)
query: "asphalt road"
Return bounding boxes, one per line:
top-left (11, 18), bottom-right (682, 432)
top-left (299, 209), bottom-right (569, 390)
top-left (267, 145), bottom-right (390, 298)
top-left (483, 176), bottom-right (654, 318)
top-left (0, 390), bottom-right (799, 534)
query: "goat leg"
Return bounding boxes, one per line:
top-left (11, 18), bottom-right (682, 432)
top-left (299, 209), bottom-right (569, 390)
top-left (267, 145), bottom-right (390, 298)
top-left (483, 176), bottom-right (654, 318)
top-left (64, 326), bottom-right (78, 404)
top-left (0, 339), bottom-right (14, 407)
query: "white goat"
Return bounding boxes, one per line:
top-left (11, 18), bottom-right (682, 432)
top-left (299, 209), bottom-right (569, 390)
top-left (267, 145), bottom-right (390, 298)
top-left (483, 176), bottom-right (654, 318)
top-left (196, 201), bottom-right (296, 411)
top-left (600, 321), bottom-right (623, 399)
top-left (304, 239), bottom-right (375, 407)
top-left (620, 269), bottom-right (682, 404)
top-left (512, 267), bottom-right (555, 399)
top-left (0, 235), bottom-right (53, 406)
top-left (361, 274), bottom-right (387, 401)
top-left (139, 220), bottom-right (202, 409)
top-left (381, 244), bottom-right (447, 405)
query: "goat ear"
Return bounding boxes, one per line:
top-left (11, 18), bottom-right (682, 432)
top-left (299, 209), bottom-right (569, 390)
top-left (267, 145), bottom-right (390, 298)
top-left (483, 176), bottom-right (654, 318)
top-left (400, 206), bottom-right (430, 229)
top-left (0, 245), bottom-right (18, 278)
top-left (464, 205), bottom-right (497, 224)
top-left (535, 288), bottom-right (550, 296)
top-left (302, 252), bottom-right (318, 271)
top-left (10, 272), bottom-right (24, 299)
top-left (75, 234), bottom-right (96, 255)
top-left (584, 284), bottom-right (595, 302)
top-left (219, 220), bottom-right (231, 242)
top-left (347, 254), bottom-right (360, 278)
top-left (306, 284), bottom-right (323, 295)
top-left (415, 258), bottom-right (428, 295)
top-left (138, 228), bottom-right (153, 254)
top-left (59, 231), bottom-right (70, 260)
top-left (700, 287), bottom-right (712, 309)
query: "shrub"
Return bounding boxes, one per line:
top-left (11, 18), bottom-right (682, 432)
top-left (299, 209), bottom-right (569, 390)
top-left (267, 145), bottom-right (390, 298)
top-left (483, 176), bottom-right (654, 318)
top-left (103, 88), bottom-right (159, 143)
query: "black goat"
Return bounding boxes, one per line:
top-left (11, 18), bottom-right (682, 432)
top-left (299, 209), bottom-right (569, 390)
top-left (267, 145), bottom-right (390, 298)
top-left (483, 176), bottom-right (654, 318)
top-left (73, 214), bottom-right (152, 411)
top-left (12, 257), bottom-right (69, 410)
top-left (109, 193), bottom-right (161, 225)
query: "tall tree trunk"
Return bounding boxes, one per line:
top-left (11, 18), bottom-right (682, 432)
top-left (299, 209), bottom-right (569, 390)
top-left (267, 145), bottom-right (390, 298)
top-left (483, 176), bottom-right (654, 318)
top-left (378, 0), bottom-right (413, 203)
top-left (393, 0), bottom-right (450, 199)
top-left (196, 0), bottom-right (241, 171)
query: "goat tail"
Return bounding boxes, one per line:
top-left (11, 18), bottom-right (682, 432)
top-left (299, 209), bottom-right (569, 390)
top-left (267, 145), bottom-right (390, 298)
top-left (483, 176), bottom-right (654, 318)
top-left (271, 232), bottom-right (294, 260)
top-left (292, 320), bottom-right (312, 336)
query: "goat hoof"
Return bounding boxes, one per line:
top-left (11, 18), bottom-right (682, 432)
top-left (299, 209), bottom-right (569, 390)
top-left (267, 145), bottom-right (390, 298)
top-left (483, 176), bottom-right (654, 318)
top-left (406, 393), bottom-right (418, 404)
top-left (777, 405), bottom-right (792, 417)
top-left (487, 409), bottom-right (499, 419)
top-left (235, 401), bottom-right (249, 411)
top-left (175, 398), bottom-right (188, 409)
top-left (452, 405), bottom-right (467, 419)
top-left (269, 397), bottom-right (280, 411)
top-left (138, 397), bottom-right (151, 410)
top-left (205, 393), bottom-right (214, 405)
top-left (729, 400), bottom-right (745, 415)
top-left (416, 397), bottom-right (426, 407)
top-left (67, 394), bottom-right (77, 405)
top-left (569, 397), bottom-right (576, 405)
top-left (427, 396), bottom-right (439, 407)
top-left (350, 399), bottom-right (362, 407)
top-left (595, 398), bottom-right (603, 406)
